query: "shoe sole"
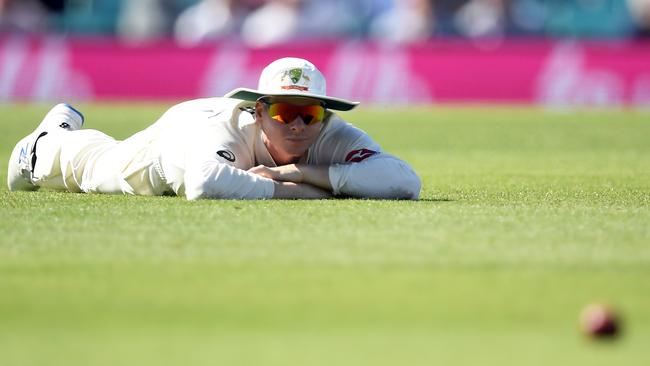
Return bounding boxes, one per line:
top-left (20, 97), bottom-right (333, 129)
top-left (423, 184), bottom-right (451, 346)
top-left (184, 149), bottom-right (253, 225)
top-left (7, 135), bottom-right (38, 191)
top-left (6, 103), bottom-right (84, 191)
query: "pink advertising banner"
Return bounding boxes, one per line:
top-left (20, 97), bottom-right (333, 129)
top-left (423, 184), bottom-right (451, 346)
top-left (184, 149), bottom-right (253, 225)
top-left (1, 36), bottom-right (649, 106)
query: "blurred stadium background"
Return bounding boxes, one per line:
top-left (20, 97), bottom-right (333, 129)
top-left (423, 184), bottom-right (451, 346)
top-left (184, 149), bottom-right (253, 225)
top-left (1, 0), bottom-right (649, 106)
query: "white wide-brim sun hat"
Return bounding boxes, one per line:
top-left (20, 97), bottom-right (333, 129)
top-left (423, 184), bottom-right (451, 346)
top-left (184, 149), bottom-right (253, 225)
top-left (224, 57), bottom-right (359, 111)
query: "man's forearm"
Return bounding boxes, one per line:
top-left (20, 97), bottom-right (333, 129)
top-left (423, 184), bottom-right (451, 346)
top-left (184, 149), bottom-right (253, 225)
top-left (294, 164), bottom-right (332, 191)
top-left (272, 181), bottom-right (332, 199)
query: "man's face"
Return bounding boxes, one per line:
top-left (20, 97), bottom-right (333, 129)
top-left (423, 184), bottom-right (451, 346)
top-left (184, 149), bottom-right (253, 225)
top-left (256, 97), bottom-right (325, 165)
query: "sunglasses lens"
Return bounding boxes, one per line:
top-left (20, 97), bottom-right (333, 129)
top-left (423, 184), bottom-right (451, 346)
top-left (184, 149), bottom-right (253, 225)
top-left (268, 103), bottom-right (324, 125)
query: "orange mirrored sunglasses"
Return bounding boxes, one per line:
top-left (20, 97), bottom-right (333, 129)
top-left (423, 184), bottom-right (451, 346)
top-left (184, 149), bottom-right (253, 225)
top-left (266, 102), bottom-right (325, 126)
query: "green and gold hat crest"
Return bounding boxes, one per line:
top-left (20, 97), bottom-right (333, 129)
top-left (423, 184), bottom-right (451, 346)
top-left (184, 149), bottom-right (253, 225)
top-left (281, 68), bottom-right (311, 84)
top-left (289, 68), bottom-right (302, 83)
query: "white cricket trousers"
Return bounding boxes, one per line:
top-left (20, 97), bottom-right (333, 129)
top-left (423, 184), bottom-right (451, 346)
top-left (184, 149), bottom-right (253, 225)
top-left (32, 129), bottom-right (167, 195)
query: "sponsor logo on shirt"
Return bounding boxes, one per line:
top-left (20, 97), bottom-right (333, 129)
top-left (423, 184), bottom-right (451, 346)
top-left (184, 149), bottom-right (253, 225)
top-left (345, 148), bottom-right (378, 163)
top-left (217, 149), bottom-right (236, 162)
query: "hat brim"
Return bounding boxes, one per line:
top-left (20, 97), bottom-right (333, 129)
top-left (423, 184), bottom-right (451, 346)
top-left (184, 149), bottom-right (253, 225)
top-left (224, 88), bottom-right (359, 111)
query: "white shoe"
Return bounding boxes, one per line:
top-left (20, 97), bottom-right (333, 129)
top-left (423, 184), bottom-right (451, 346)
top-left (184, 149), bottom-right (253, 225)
top-left (7, 103), bottom-right (85, 191)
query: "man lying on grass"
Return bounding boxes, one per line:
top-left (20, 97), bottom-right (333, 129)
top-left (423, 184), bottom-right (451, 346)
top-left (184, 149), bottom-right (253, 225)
top-left (8, 57), bottom-right (420, 200)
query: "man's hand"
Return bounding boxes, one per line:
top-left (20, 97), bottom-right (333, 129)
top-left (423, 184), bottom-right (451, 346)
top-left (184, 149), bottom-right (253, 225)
top-left (248, 164), bottom-right (303, 183)
top-left (248, 164), bottom-right (332, 190)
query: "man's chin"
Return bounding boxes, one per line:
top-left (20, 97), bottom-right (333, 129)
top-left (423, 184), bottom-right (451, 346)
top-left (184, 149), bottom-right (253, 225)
top-left (284, 141), bottom-right (309, 152)
top-left (281, 147), bottom-right (307, 160)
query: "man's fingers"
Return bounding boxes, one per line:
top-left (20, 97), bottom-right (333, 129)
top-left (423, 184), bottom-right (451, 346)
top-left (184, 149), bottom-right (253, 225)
top-left (248, 165), bottom-right (273, 178)
top-left (248, 164), bottom-right (303, 183)
top-left (248, 165), bottom-right (265, 172)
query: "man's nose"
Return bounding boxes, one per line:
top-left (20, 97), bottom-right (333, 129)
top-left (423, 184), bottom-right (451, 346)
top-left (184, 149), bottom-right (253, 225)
top-left (287, 116), bottom-right (306, 131)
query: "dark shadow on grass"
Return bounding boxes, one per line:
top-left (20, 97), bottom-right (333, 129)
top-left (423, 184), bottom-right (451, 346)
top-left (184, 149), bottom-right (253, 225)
top-left (417, 198), bottom-right (454, 202)
top-left (332, 196), bottom-right (454, 202)
top-left (4, 189), bottom-right (455, 203)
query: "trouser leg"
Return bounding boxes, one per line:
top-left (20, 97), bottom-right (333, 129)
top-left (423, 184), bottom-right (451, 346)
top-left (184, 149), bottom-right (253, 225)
top-left (67, 130), bottom-right (162, 196)
top-left (32, 129), bottom-right (119, 193)
top-left (32, 127), bottom-right (164, 196)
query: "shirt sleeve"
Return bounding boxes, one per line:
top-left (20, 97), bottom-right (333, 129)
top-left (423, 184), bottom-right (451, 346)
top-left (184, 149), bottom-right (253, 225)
top-left (183, 121), bottom-right (275, 200)
top-left (329, 153), bottom-right (421, 200)
top-left (316, 116), bottom-right (421, 200)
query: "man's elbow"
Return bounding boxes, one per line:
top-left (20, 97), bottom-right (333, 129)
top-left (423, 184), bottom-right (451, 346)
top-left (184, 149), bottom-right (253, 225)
top-left (184, 177), bottom-right (238, 200)
top-left (184, 179), bottom-right (208, 200)
top-left (183, 166), bottom-right (273, 200)
top-left (386, 170), bottom-right (421, 200)
top-left (338, 158), bottom-right (422, 200)
top-left (382, 159), bottom-right (421, 200)
top-left (183, 170), bottom-right (222, 200)
top-left (354, 172), bottom-right (421, 200)
top-left (402, 172), bottom-right (422, 200)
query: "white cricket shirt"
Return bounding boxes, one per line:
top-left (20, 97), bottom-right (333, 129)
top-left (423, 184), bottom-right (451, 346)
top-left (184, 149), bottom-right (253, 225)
top-left (143, 97), bottom-right (420, 200)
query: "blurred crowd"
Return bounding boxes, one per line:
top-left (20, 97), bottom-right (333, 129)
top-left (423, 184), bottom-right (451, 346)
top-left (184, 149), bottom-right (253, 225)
top-left (1, 0), bottom-right (649, 45)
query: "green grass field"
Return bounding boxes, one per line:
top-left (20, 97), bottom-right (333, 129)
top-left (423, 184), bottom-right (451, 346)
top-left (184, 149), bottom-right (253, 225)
top-left (1, 103), bottom-right (649, 366)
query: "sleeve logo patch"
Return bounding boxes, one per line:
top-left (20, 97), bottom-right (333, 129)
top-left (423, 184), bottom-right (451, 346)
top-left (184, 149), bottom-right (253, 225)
top-left (217, 149), bottom-right (236, 162)
top-left (345, 148), bottom-right (378, 163)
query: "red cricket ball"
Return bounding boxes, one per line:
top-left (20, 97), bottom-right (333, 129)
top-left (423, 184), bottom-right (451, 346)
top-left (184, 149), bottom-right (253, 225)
top-left (579, 303), bottom-right (621, 339)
